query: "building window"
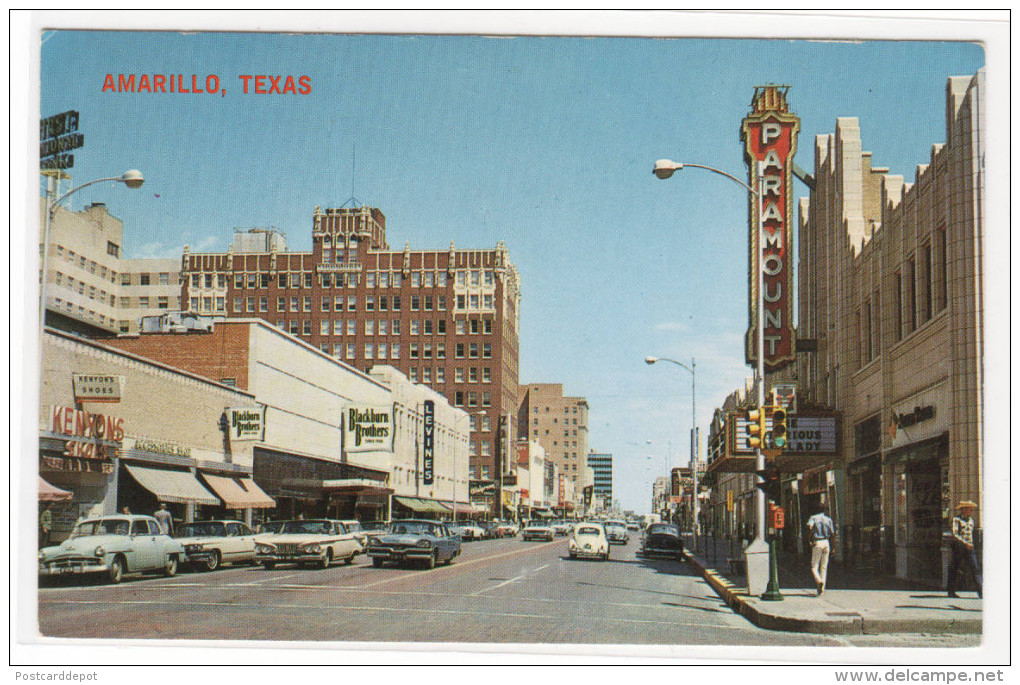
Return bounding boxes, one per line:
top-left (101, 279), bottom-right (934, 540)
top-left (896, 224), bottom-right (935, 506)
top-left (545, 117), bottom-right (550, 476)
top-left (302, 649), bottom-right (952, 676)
top-left (348, 296), bottom-right (356, 311)
top-left (244, 274), bottom-right (254, 288)
top-left (437, 320), bottom-right (446, 334)
top-left (303, 296), bottom-right (312, 312)
top-left (482, 392), bottom-right (491, 407)
top-left (235, 274), bottom-right (245, 289)
top-left (470, 294), bottom-right (479, 309)
top-left (469, 367), bottom-right (478, 383)
top-left (411, 295), bottom-right (420, 311)
top-left (935, 227), bottom-right (947, 312)
top-left (290, 297), bottom-right (299, 312)
top-left (346, 343), bottom-right (356, 360)
top-left (424, 295), bottom-right (433, 311)
top-left (468, 392), bottom-right (478, 407)
top-left (469, 343), bottom-right (479, 358)
top-left (409, 367), bottom-right (418, 383)
top-left (410, 343), bottom-right (419, 359)
top-left (378, 343), bottom-right (387, 359)
top-left (457, 295), bottom-right (466, 310)
top-left (321, 297), bottom-right (330, 312)
top-left (333, 319), bottom-right (343, 335)
top-left (380, 273), bottom-right (389, 288)
top-left (366, 296), bottom-right (375, 311)
top-left (277, 297), bottom-right (286, 312)
top-left (234, 298), bottom-right (243, 313)
top-left (347, 320), bottom-right (356, 335)
top-left (455, 391), bottom-right (464, 407)
top-left (410, 320), bottom-right (420, 335)
top-left (392, 296), bottom-right (401, 311)
top-left (320, 320), bottom-right (330, 336)
top-left (456, 343), bottom-right (465, 358)
top-left (364, 344), bottom-right (374, 360)
top-left (259, 297), bottom-right (268, 312)
top-left (905, 256), bottom-right (916, 334)
top-left (391, 343), bottom-right (400, 359)
top-left (482, 367), bottom-right (491, 383)
top-left (365, 320), bottom-right (375, 335)
top-left (436, 343), bottom-right (446, 359)
top-left (107, 241), bottom-right (119, 257)
top-left (333, 344), bottom-right (342, 358)
top-left (379, 296), bottom-right (388, 311)
top-left (456, 368), bottom-right (465, 383)
top-left (424, 343), bottom-right (433, 359)
top-left (304, 273), bottom-right (313, 288)
top-left (484, 319), bottom-right (493, 334)
top-left (289, 320), bottom-right (300, 335)
top-left (482, 342), bottom-right (492, 358)
top-left (378, 320), bottom-right (388, 336)
top-left (456, 320), bottom-right (466, 335)
top-left (158, 296), bottom-right (169, 310)
top-left (919, 242), bottom-right (933, 324)
top-left (470, 271), bottom-right (480, 286)
top-left (437, 295), bottom-right (446, 311)
top-left (483, 294), bottom-right (493, 309)
top-left (261, 274), bottom-right (270, 288)
top-left (436, 367), bottom-right (445, 384)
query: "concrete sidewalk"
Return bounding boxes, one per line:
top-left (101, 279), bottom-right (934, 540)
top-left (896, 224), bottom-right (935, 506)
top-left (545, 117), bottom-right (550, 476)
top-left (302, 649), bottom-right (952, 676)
top-left (684, 536), bottom-right (982, 635)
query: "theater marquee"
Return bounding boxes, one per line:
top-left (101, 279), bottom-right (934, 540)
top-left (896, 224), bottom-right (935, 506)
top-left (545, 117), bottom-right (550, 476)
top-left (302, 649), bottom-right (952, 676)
top-left (741, 85), bottom-right (799, 371)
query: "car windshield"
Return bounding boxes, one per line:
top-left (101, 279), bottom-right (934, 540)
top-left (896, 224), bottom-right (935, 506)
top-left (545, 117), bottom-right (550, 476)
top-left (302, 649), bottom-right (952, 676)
top-left (258, 521), bottom-right (285, 534)
top-left (576, 526), bottom-right (602, 536)
top-left (279, 520), bottom-right (334, 535)
top-left (360, 521), bottom-right (387, 531)
top-left (71, 519), bottom-right (131, 537)
top-left (647, 524), bottom-right (678, 535)
top-left (176, 522), bottom-right (227, 538)
top-left (388, 521), bottom-right (442, 536)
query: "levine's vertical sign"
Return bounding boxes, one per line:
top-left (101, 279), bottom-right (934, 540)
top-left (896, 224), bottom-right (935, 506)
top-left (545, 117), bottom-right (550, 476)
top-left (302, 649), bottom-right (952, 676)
top-left (422, 400), bottom-right (435, 485)
top-left (741, 85), bottom-right (799, 370)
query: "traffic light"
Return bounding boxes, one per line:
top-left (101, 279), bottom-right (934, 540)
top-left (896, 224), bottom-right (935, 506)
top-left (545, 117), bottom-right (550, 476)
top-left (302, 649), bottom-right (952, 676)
top-left (746, 406), bottom-right (767, 450)
top-left (770, 406), bottom-right (788, 450)
top-left (756, 465), bottom-right (781, 503)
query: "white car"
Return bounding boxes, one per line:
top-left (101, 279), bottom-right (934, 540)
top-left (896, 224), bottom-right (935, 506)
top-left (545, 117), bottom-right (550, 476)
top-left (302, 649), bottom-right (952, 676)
top-left (255, 519), bottom-right (363, 569)
top-left (521, 522), bottom-right (555, 541)
top-left (552, 520), bottom-right (571, 536)
top-left (569, 523), bottom-right (610, 561)
top-left (175, 520), bottom-right (258, 571)
top-left (458, 523), bottom-right (485, 541)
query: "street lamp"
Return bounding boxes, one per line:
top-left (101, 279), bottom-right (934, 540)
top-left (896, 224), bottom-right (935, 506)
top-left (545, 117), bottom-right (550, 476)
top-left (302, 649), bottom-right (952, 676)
top-left (653, 157), bottom-right (780, 600)
top-left (645, 356), bottom-right (698, 542)
top-left (40, 170), bottom-right (145, 332)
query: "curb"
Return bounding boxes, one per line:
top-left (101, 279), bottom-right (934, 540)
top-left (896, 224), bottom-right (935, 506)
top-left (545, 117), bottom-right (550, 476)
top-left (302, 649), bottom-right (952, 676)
top-left (684, 550), bottom-right (981, 635)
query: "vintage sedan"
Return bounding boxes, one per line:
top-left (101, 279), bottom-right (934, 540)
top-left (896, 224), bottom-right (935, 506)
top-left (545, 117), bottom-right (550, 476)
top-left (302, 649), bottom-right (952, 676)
top-left (175, 520), bottom-right (257, 571)
top-left (604, 521), bottom-right (630, 545)
top-left (457, 523), bottom-right (485, 541)
top-left (521, 521), bottom-right (555, 541)
top-left (639, 523), bottom-right (685, 561)
top-left (366, 519), bottom-right (461, 569)
top-left (552, 520), bottom-right (572, 536)
top-left (569, 523), bottom-right (610, 561)
top-left (254, 519), bottom-right (363, 569)
top-left (39, 515), bottom-right (185, 584)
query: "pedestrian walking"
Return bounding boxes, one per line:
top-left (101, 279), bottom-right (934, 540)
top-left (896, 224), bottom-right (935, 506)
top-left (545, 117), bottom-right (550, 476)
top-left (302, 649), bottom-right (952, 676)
top-left (806, 504), bottom-right (836, 596)
top-left (947, 500), bottom-right (982, 599)
top-left (153, 502), bottom-right (173, 535)
top-left (39, 503), bottom-right (53, 548)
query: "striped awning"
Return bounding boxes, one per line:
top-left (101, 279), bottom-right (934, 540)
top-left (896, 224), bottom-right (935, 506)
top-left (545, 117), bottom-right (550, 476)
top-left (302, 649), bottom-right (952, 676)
top-left (201, 473), bottom-right (276, 509)
top-left (39, 477), bottom-right (72, 502)
top-left (393, 496), bottom-right (448, 515)
top-left (123, 463), bottom-right (220, 506)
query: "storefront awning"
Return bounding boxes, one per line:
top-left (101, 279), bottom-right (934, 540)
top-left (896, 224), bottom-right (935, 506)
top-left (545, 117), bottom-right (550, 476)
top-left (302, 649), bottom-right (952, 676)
top-left (393, 496), bottom-right (449, 516)
top-left (201, 473), bottom-right (276, 509)
top-left (39, 476), bottom-right (72, 502)
top-left (532, 508), bottom-right (555, 518)
top-left (123, 463), bottom-right (220, 506)
top-left (323, 478), bottom-right (394, 496)
top-left (441, 502), bottom-right (476, 515)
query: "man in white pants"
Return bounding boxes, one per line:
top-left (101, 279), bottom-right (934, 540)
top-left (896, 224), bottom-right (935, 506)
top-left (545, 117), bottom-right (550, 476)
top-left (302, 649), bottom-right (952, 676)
top-left (806, 504), bottom-right (836, 596)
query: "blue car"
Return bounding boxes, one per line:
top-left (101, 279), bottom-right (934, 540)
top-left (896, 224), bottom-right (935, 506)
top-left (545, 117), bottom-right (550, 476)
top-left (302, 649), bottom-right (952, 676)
top-left (366, 519), bottom-right (462, 569)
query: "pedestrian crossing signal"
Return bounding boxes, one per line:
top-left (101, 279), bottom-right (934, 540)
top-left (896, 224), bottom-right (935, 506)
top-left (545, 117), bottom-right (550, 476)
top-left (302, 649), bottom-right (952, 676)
top-left (756, 465), bottom-right (781, 504)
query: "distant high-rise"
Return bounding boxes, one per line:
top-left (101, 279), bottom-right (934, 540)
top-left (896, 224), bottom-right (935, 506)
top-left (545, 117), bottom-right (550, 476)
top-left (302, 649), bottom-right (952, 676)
top-left (586, 451), bottom-right (613, 503)
top-left (517, 383), bottom-right (589, 486)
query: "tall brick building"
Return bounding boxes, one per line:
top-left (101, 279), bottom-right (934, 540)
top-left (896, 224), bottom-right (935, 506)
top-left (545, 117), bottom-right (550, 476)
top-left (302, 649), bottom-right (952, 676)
top-left (516, 384), bottom-right (589, 487)
top-left (178, 205), bottom-right (520, 489)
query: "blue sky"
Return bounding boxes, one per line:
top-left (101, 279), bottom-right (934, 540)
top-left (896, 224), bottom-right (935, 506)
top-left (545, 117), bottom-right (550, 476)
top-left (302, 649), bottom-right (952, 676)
top-left (38, 28), bottom-right (985, 514)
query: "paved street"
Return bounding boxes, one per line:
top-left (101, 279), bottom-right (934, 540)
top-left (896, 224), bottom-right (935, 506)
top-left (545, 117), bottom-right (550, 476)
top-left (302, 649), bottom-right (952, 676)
top-left (37, 535), bottom-right (976, 647)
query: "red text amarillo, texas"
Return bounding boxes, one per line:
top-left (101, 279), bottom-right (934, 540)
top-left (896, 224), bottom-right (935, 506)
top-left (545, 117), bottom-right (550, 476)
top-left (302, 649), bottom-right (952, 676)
top-left (101, 74), bottom-right (311, 95)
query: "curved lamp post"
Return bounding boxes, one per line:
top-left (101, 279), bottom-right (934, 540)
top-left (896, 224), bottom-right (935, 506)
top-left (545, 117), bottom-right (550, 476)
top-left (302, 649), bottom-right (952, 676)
top-left (40, 170), bottom-right (145, 331)
top-left (645, 356), bottom-right (698, 542)
top-left (653, 157), bottom-right (782, 601)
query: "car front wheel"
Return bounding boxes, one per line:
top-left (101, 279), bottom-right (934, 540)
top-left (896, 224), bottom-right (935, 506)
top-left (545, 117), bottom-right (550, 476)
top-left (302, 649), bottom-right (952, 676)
top-left (164, 554), bottom-right (178, 577)
top-left (205, 550), bottom-right (221, 572)
top-left (108, 556), bottom-right (125, 584)
top-left (319, 550), bottom-right (332, 569)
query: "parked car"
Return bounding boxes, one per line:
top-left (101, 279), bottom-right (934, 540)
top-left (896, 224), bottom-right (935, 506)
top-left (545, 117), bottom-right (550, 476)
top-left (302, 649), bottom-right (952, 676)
top-left (175, 519), bottom-right (257, 571)
top-left (495, 521), bottom-right (518, 537)
top-left (551, 520), bottom-right (571, 536)
top-left (360, 520), bottom-right (390, 543)
top-left (366, 519), bottom-right (462, 569)
top-left (452, 522), bottom-right (485, 541)
top-left (479, 522), bottom-right (501, 539)
top-left (254, 519), bottom-right (363, 569)
top-left (569, 523), bottom-right (610, 561)
top-left (521, 521), bottom-right (555, 541)
top-left (256, 520), bottom-right (286, 534)
top-left (339, 519), bottom-right (368, 546)
top-left (639, 523), bottom-right (685, 561)
top-left (604, 521), bottom-right (630, 545)
top-left (626, 521), bottom-right (640, 531)
top-left (39, 515), bottom-right (186, 584)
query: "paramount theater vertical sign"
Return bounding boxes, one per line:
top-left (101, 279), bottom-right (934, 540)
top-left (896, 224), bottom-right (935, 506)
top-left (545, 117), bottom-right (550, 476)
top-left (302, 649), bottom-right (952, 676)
top-left (741, 85), bottom-right (799, 370)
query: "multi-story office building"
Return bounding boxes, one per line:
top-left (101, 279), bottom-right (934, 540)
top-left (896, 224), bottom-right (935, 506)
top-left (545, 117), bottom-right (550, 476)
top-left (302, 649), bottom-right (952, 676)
top-left (41, 200), bottom-right (124, 335)
top-left (118, 258), bottom-right (182, 333)
top-left (652, 476), bottom-right (670, 517)
top-left (178, 205), bottom-right (521, 497)
top-left (40, 198), bottom-right (182, 335)
top-left (586, 451), bottom-right (613, 505)
top-left (517, 384), bottom-right (589, 487)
